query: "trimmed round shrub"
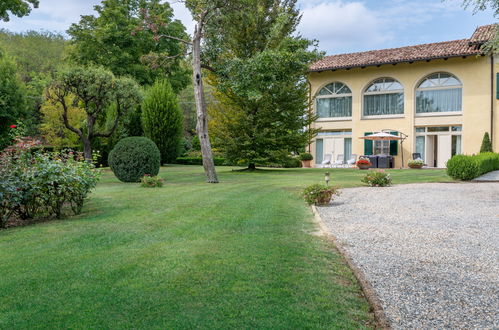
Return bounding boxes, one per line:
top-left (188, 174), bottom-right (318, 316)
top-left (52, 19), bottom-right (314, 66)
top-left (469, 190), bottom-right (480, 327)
top-left (108, 137), bottom-right (161, 182)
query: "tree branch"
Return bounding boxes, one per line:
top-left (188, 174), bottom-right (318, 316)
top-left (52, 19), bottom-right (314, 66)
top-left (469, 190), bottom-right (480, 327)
top-left (201, 63), bottom-right (216, 73)
top-left (92, 99), bottom-right (122, 138)
top-left (158, 34), bottom-right (192, 45)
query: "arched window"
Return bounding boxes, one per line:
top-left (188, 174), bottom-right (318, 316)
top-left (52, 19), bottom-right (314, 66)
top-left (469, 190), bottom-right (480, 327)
top-left (416, 73), bottom-right (462, 113)
top-left (363, 78), bottom-right (404, 116)
top-left (316, 82), bottom-right (352, 118)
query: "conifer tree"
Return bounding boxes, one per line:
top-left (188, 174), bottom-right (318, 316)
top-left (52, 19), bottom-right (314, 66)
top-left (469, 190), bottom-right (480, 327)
top-left (480, 132), bottom-right (493, 153)
top-left (142, 80), bottom-right (183, 164)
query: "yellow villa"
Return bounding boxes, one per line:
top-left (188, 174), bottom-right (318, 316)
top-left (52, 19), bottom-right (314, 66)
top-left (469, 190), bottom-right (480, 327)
top-left (308, 24), bottom-right (498, 168)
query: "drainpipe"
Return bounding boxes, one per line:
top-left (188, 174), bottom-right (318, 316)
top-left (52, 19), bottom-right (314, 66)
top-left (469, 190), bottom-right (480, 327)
top-left (491, 54), bottom-right (495, 150)
top-left (307, 78), bottom-right (313, 153)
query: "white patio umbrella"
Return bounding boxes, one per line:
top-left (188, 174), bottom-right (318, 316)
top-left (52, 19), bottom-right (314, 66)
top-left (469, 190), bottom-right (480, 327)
top-left (359, 131), bottom-right (406, 168)
top-left (359, 132), bottom-right (403, 141)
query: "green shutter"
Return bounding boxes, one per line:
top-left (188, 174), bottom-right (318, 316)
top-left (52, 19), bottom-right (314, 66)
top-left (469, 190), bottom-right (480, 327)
top-left (364, 132), bottom-right (373, 155)
top-left (389, 131), bottom-right (398, 156)
top-left (496, 73), bottom-right (499, 99)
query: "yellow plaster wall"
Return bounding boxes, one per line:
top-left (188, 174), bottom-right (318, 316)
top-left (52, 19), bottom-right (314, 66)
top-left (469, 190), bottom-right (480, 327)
top-left (309, 55), bottom-right (497, 167)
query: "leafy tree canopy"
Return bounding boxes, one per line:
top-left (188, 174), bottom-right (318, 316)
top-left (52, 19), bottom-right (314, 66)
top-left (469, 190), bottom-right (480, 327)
top-left (0, 0), bottom-right (38, 22)
top-left (67, 0), bottom-right (190, 90)
top-left (47, 66), bottom-right (142, 160)
top-left (206, 0), bottom-right (321, 168)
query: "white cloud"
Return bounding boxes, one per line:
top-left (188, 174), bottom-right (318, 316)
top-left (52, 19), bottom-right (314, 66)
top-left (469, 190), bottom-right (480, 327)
top-left (298, 1), bottom-right (390, 54)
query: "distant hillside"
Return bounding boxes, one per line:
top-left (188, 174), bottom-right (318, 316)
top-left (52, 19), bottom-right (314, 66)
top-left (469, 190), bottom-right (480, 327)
top-left (0, 29), bottom-right (67, 82)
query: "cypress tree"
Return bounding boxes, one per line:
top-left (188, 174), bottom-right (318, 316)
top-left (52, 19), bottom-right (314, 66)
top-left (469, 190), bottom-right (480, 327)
top-left (142, 80), bottom-right (183, 164)
top-left (480, 132), bottom-right (493, 153)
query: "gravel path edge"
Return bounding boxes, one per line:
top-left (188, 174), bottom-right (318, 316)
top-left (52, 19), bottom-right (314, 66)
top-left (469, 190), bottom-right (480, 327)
top-left (310, 205), bottom-right (391, 330)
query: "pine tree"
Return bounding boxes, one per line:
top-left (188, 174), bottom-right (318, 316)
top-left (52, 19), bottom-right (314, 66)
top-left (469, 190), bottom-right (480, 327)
top-left (480, 132), bottom-right (493, 153)
top-left (142, 80), bottom-right (184, 164)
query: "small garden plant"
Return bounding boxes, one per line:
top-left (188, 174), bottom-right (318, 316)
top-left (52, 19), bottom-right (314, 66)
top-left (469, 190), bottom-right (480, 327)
top-left (356, 157), bottom-right (371, 169)
top-left (408, 159), bottom-right (424, 168)
top-left (140, 175), bottom-right (164, 188)
top-left (299, 153), bottom-right (313, 161)
top-left (303, 184), bottom-right (341, 206)
top-left (361, 170), bottom-right (392, 187)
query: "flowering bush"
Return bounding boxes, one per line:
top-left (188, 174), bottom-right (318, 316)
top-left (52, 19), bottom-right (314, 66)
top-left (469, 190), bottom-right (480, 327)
top-left (303, 184), bottom-right (341, 206)
top-left (408, 159), bottom-right (424, 168)
top-left (140, 175), bottom-right (164, 188)
top-left (0, 139), bottom-right (100, 228)
top-left (361, 170), bottom-right (392, 187)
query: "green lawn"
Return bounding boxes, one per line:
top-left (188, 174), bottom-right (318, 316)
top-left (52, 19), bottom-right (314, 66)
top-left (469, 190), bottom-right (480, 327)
top-left (0, 166), bottom-right (452, 329)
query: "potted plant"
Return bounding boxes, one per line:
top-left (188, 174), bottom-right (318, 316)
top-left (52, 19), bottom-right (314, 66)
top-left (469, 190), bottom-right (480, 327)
top-left (408, 159), bottom-right (424, 169)
top-left (300, 152), bottom-right (313, 168)
top-left (303, 184), bottom-right (341, 206)
top-left (356, 157), bottom-right (371, 170)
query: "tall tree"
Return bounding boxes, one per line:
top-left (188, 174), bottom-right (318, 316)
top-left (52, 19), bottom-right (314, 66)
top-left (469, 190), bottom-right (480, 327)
top-left (46, 66), bottom-right (142, 161)
top-left (0, 0), bottom-right (38, 21)
top-left (205, 0), bottom-right (321, 169)
top-left (67, 0), bottom-right (190, 90)
top-left (142, 80), bottom-right (183, 164)
top-left (138, 0), bottom-right (246, 183)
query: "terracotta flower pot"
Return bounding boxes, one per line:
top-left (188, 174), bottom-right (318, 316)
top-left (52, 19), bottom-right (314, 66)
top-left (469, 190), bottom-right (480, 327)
top-left (357, 164), bottom-right (371, 170)
top-left (301, 160), bottom-right (312, 168)
top-left (315, 191), bottom-right (333, 206)
top-left (409, 164), bottom-right (423, 169)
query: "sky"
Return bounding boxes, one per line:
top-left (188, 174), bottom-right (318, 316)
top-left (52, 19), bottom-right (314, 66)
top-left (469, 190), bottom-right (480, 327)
top-left (0, 0), bottom-right (496, 55)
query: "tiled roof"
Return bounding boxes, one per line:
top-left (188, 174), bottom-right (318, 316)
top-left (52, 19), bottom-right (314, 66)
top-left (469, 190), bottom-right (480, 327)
top-left (469, 24), bottom-right (497, 45)
top-left (310, 24), bottom-right (497, 72)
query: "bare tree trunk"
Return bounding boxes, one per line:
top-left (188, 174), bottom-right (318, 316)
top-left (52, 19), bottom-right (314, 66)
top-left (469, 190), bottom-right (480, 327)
top-left (82, 137), bottom-right (92, 163)
top-left (192, 25), bottom-right (219, 183)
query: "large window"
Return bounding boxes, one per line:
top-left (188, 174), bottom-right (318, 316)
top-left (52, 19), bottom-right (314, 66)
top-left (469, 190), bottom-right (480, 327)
top-left (316, 82), bottom-right (352, 118)
top-left (363, 78), bottom-right (404, 116)
top-left (416, 72), bottom-right (462, 114)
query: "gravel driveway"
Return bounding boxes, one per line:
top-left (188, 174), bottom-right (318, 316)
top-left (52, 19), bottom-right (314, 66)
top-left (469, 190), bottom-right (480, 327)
top-left (317, 183), bottom-right (499, 329)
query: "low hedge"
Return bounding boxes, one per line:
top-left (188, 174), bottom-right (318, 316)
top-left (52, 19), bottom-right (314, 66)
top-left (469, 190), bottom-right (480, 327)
top-left (446, 152), bottom-right (499, 180)
top-left (176, 157), bottom-right (227, 166)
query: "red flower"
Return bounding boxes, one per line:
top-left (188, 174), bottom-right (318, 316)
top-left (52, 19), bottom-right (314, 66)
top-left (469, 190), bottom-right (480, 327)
top-left (9, 125), bottom-right (17, 128)
top-left (356, 159), bottom-right (371, 165)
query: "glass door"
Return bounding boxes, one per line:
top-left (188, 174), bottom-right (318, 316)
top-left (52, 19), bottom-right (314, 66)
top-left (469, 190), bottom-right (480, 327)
top-left (315, 139), bottom-right (323, 165)
top-left (344, 138), bottom-right (352, 161)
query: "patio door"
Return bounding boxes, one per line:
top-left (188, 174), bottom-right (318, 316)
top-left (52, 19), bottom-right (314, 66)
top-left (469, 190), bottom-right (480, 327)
top-left (315, 139), bottom-right (323, 165)
top-left (437, 135), bottom-right (452, 168)
top-left (324, 138), bottom-right (344, 163)
top-left (344, 138), bottom-right (352, 162)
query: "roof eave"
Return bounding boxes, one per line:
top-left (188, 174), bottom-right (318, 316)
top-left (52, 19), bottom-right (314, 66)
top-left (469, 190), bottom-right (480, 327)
top-left (308, 52), bottom-right (484, 73)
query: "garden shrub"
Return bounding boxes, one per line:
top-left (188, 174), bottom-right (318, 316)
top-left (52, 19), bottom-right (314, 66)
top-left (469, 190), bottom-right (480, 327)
top-left (446, 152), bottom-right (499, 180)
top-left (299, 153), bottom-right (313, 161)
top-left (361, 170), bottom-right (392, 187)
top-left (283, 157), bottom-right (302, 168)
top-left (108, 137), bottom-right (161, 182)
top-left (0, 138), bottom-right (99, 228)
top-left (480, 132), bottom-right (493, 153)
top-left (303, 184), bottom-right (340, 206)
top-left (140, 175), bottom-right (164, 188)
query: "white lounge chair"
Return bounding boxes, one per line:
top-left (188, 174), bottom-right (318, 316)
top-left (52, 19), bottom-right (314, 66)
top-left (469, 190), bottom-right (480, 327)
top-left (346, 154), bottom-right (357, 167)
top-left (332, 154), bottom-right (344, 168)
top-left (321, 154), bottom-right (332, 168)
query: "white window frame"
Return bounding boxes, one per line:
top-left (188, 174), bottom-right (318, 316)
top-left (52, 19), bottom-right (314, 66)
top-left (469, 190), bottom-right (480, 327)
top-left (362, 77), bottom-right (405, 119)
top-left (315, 82), bottom-right (353, 121)
top-left (415, 72), bottom-right (463, 117)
